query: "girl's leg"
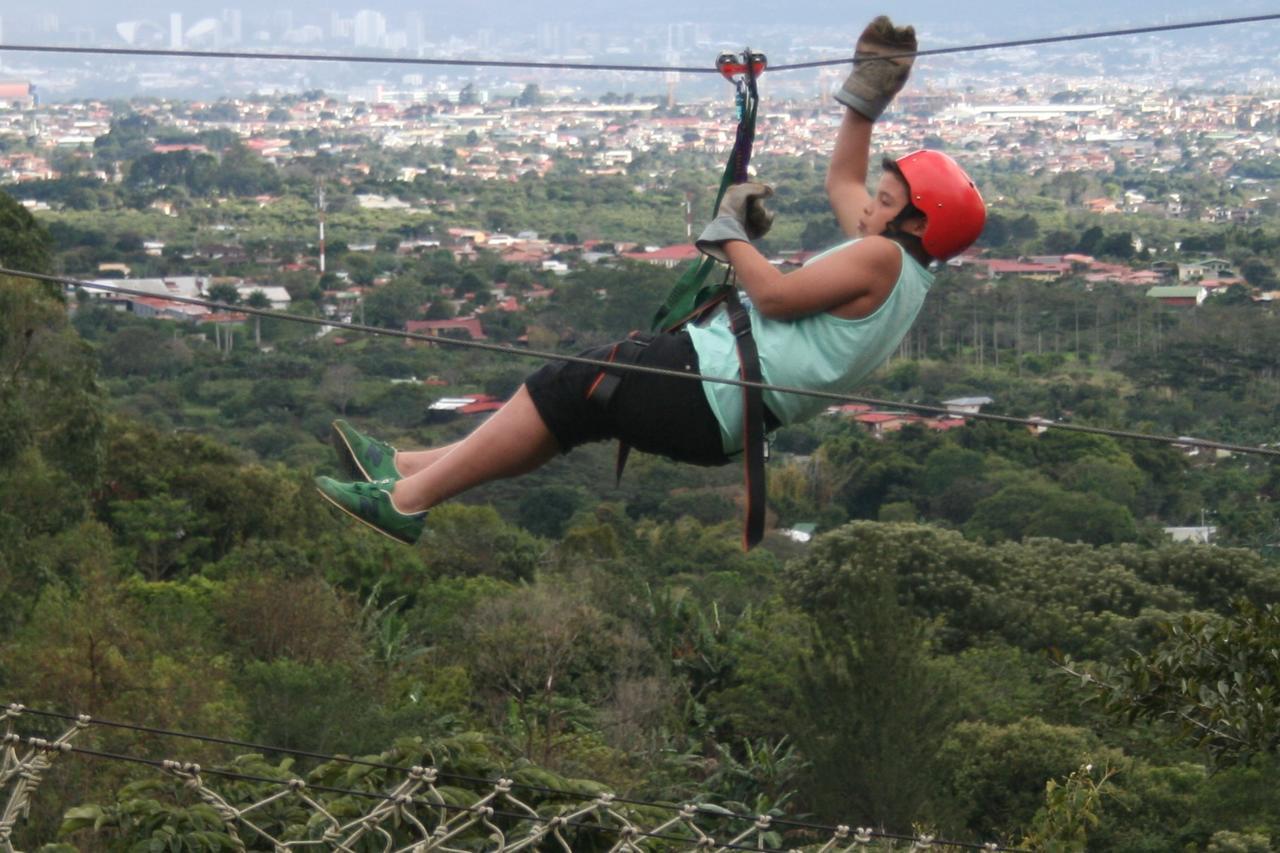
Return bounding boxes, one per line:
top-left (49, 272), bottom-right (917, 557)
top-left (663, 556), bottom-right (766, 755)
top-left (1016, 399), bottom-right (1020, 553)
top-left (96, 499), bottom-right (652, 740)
top-left (394, 443), bottom-right (460, 477)
top-left (389, 385), bottom-right (560, 514)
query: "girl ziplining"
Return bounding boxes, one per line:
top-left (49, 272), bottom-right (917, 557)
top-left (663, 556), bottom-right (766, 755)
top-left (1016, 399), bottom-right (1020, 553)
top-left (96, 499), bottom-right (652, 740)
top-left (315, 15), bottom-right (987, 548)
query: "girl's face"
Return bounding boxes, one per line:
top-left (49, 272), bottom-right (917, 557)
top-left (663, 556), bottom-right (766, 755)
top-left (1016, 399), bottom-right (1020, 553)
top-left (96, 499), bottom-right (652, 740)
top-left (859, 170), bottom-right (924, 239)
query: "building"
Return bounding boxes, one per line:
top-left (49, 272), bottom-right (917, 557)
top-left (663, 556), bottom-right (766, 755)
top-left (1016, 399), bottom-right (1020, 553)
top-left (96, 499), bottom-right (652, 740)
top-left (1178, 259), bottom-right (1237, 281)
top-left (235, 284), bottom-right (292, 310)
top-left (943, 397), bottom-right (994, 415)
top-left (620, 244), bottom-right (701, 269)
top-left (0, 81), bottom-right (36, 109)
top-left (405, 317), bottom-right (487, 343)
top-left (1164, 526), bottom-right (1216, 544)
top-left (1147, 285), bottom-right (1207, 307)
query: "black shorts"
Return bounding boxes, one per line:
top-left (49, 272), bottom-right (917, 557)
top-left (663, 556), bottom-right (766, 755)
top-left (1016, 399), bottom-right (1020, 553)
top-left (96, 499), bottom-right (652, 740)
top-left (525, 331), bottom-right (733, 467)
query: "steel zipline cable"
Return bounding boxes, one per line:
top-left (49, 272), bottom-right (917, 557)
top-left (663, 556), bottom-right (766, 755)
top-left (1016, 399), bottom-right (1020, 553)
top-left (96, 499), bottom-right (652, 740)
top-left (769, 13), bottom-right (1280, 71)
top-left (4, 267), bottom-right (1279, 460)
top-left (4, 703), bottom-right (1024, 852)
top-left (0, 13), bottom-right (1277, 75)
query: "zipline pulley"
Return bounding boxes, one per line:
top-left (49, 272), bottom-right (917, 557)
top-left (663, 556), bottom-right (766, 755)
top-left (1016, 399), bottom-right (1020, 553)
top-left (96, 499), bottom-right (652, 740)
top-left (715, 50), bottom-right (767, 82)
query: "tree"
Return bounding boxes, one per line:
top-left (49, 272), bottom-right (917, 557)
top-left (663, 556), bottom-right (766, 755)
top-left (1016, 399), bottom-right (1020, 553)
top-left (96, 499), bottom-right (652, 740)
top-left (207, 283), bottom-right (240, 305)
top-left (245, 289), bottom-right (271, 346)
top-left (1077, 225), bottom-right (1105, 255)
top-left (1240, 258), bottom-right (1277, 289)
top-left (1010, 214), bottom-right (1040, 242)
top-left (1048, 172), bottom-right (1091, 206)
top-left (517, 484), bottom-right (585, 538)
top-left (109, 494), bottom-right (211, 581)
top-left (0, 189), bottom-right (54, 273)
top-left (937, 718), bottom-right (1105, 839)
top-left (965, 480), bottom-right (1138, 546)
top-left (800, 219), bottom-right (842, 251)
top-left (464, 581), bottom-right (617, 764)
top-left (1060, 599), bottom-right (1280, 766)
top-left (0, 277), bottom-right (104, 485)
top-left (518, 84), bottom-right (542, 108)
top-left (1097, 231), bottom-right (1135, 259)
top-left (215, 141), bottom-right (281, 196)
top-left (363, 280), bottom-right (429, 329)
top-left (418, 504), bottom-right (542, 582)
top-left (785, 526), bottom-right (959, 827)
top-left (319, 364), bottom-right (361, 415)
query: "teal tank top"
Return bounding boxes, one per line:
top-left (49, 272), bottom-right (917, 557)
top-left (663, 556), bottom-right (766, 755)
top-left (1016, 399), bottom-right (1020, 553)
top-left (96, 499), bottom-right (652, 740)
top-left (686, 239), bottom-right (934, 452)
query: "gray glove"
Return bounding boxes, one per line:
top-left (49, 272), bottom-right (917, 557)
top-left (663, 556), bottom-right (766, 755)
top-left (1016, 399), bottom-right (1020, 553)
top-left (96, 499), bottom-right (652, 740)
top-left (834, 16), bottom-right (917, 121)
top-left (695, 182), bottom-right (774, 263)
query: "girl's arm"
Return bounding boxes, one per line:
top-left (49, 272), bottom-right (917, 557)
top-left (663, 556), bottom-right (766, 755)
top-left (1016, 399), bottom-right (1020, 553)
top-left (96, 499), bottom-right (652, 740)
top-left (825, 108), bottom-right (874, 238)
top-left (825, 16), bottom-right (917, 237)
top-left (724, 236), bottom-right (900, 321)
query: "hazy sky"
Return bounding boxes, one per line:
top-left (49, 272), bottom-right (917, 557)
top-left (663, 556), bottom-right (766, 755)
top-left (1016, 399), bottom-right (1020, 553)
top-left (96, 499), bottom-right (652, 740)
top-left (5, 0), bottom-right (1279, 36)
top-left (5, 0), bottom-right (1279, 100)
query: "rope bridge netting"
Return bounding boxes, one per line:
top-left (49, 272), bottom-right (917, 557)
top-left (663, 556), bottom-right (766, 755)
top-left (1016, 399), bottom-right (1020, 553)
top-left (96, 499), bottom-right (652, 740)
top-left (0, 704), bottom-right (1017, 853)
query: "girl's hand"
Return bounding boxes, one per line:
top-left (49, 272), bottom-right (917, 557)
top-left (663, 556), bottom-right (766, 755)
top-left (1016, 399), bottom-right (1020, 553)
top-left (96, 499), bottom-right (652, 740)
top-left (835, 16), bottom-right (917, 121)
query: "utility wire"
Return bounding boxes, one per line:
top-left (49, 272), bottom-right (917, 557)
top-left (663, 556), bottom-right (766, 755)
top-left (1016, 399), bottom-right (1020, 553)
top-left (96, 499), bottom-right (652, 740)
top-left (0, 13), bottom-right (1277, 76)
top-left (6, 703), bottom-right (1023, 851)
top-left (4, 267), bottom-right (1278, 460)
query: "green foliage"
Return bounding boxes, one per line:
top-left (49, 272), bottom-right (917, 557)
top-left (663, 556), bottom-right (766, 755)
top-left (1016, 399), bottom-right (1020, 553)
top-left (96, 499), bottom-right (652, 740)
top-left (785, 532), bottom-right (959, 827)
top-left (1061, 600), bottom-right (1280, 765)
top-left (785, 521), bottom-right (1276, 658)
top-left (110, 493), bottom-right (210, 580)
top-left (364, 279), bottom-right (429, 329)
top-left (1021, 763), bottom-right (1118, 853)
top-left (516, 483), bottom-right (586, 538)
top-left (0, 189), bottom-right (54, 272)
top-left (965, 479), bottom-right (1138, 546)
top-left (15, 109), bottom-right (1280, 853)
top-left (418, 503), bottom-right (543, 582)
top-left (937, 719), bottom-right (1105, 839)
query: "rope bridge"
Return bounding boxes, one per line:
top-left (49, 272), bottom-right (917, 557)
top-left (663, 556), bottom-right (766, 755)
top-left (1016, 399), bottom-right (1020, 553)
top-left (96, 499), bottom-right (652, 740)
top-left (1, 704), bottom-right (1016, 853)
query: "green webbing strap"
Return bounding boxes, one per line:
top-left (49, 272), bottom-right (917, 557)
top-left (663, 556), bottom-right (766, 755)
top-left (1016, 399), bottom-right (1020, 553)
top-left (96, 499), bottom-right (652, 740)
top-left (649, 60), bottom-right (759, 333)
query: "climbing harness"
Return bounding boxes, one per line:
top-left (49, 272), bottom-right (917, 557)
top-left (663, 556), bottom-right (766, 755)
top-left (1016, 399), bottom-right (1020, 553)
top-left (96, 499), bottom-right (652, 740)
top-left (593, 48), bottom-right (771, 550)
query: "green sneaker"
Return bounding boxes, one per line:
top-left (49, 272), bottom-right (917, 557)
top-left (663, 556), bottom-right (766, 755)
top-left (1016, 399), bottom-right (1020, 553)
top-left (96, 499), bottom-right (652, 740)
top-left (315, 476), bottom-right (425, 545)
top-left (331, 419), bottom-right (400, 482)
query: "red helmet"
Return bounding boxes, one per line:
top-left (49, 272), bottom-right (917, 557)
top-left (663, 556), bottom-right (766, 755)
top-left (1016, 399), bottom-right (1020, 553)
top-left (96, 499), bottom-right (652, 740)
top-left (892, 150), bottom-right (986, 261)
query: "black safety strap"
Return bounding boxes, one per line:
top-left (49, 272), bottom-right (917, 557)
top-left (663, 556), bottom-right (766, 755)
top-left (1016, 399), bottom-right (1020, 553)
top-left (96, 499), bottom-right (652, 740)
top-left (584, 332), bottom-right (654, 486)
top-left (723, 288), bottom-right (766, 550)
top-left (585, 333), bottom-right (652, 411)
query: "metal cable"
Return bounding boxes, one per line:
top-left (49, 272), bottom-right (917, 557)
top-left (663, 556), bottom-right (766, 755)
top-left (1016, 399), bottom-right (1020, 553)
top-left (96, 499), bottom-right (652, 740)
top-left (0, 13), bottom-right (1276, 76)
top-left (4, 267), bottom-right (1277, 459)
top-left (36, 742), bottom-right (794, 853)
top-left (770, 13), bottom-right (1280, 71)
top-left (5, 704), bottom-right (1021, 851)
top-left (0, 43), bottom-right (710, 74)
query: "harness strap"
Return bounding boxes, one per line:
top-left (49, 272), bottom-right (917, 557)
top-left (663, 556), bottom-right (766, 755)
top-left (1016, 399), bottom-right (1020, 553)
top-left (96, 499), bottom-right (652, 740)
top-left (723, 289), bottom-right (767, 550)
top-left (585, 332), bottom-right (652, 411)
top-left (584, 332), bottom-right (653, 485)
top-left (585, 296), bottom-right (767, 549)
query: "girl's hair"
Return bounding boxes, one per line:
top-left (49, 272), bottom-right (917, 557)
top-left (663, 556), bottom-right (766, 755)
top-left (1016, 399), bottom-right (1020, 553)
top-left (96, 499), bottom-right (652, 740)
top-left (880, 157), bottom-right (929, 260)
